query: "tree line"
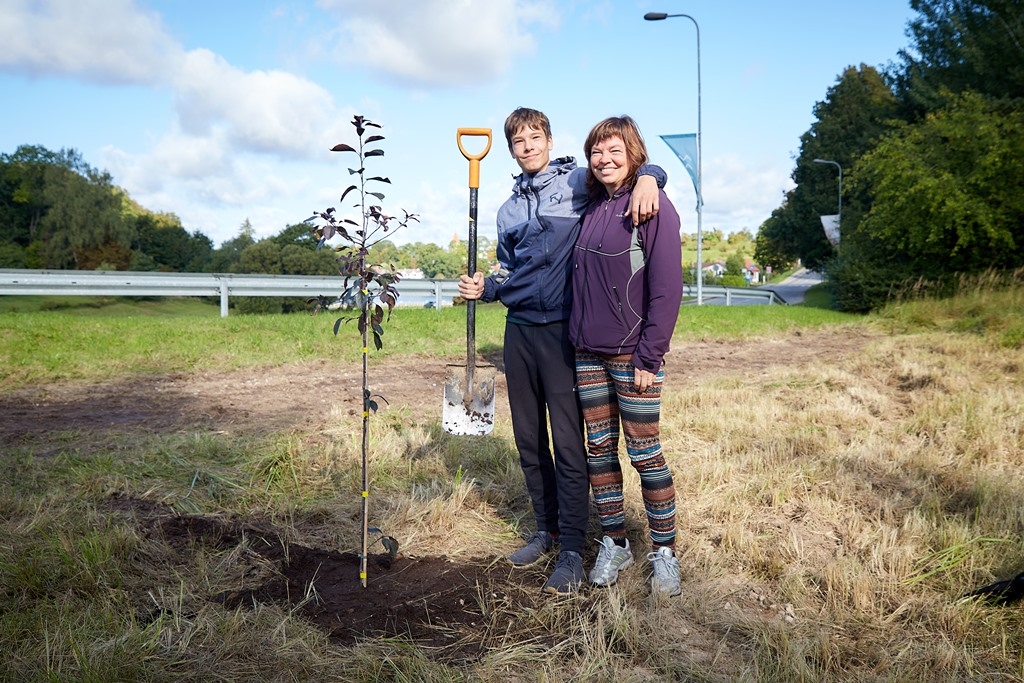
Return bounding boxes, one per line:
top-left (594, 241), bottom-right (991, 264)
top-left (755, 0), bottom-right (1024, 310)
top-left (0, 144), bottom-right (492, 283)
top-left (0, 145), bottom-right (756, 292)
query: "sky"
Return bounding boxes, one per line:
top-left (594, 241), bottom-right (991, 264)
top-left (0, 0), bottom-right (919, 250)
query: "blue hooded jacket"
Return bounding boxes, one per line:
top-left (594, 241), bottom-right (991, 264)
top-left (481, 156), bottom-right (665, 325)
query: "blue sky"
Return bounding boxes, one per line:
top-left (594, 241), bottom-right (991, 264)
top-left (0, 0), bottom-right (917, 249)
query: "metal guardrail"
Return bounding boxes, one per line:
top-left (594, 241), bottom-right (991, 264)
top-left (685, 284), bottom-right (787, 306)
top-left (0, 269), bottom-right (461, 317)
top-left (0, 269), bottom-right (786, 316)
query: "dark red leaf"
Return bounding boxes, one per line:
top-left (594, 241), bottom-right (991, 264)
top-left (340, 184), bottom-right (358, 202)
top-left (331, 143), bottom-right (356, 153)
top-left (365, 135), bottom-right (385, 143)
top-left (364, 149), bottom-right (384, 157)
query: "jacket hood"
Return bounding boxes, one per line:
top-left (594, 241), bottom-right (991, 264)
top-left (512, 156), bottom-right (578, 196)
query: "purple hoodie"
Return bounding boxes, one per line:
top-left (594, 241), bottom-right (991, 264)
top-left (569, 187), bottom-right (683, 372)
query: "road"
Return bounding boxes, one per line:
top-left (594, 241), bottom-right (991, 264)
top-left (693, 268), bottom-right (823, 306)
top-left (762, 268), bottom-right (823, 304)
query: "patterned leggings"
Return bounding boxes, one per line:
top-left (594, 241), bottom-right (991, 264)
top-left (575, 351), bottom-right (677, 549)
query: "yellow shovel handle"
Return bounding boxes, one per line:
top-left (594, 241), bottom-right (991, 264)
top-left (457, 128), bottom-right (492, 189)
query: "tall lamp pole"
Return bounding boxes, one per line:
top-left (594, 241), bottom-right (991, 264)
top-left (812, 158), bottom-right (842, 224)
top-left (645, 11), bottom-right (703, 305)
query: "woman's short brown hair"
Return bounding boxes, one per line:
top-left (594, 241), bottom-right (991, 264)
top-left (583, 115), bottom-right (649, 199)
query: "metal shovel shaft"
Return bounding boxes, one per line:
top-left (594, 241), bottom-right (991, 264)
top-left (464, 184), bottom-right (479, 401)
top-left (457, 127), bottom-right (492, 404)
top-left (442, 128), bottom-right (495, 435)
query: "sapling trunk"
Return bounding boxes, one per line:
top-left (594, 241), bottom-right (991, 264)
top-left (304, 115), bottom-right (418, 587)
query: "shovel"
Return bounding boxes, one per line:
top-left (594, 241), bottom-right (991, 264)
top-left (443, 128), bottom-right (496, 435)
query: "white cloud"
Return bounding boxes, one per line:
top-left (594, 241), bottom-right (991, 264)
top-left (0, 0), bottom-right (179, 83)
top-left (316, 0), bottom-right (555, 86)
top-left (172, 48), bottom-right (348, 158)
top-left (664, 153), bottom-right (795, 235)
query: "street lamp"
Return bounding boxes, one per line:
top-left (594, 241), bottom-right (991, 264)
top-left (645, 11), bottom-right (703, 305)
top-left (812, 158), bottom-right (842, 225)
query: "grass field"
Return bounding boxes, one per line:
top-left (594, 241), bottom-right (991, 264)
top-left (2, 281), bottom-right (1024, 682)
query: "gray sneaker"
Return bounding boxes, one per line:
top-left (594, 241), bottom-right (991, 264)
top-left (543, 550), bottom-right (585, 595)
top-left (589, 535), bottom-right (634, 587)
top-left (508, 530), bottom-right (554, 567)
top-left (648, 546), bottom-right (682, 596)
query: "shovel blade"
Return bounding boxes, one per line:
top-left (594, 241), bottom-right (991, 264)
top-left (442, 363), bottom-right (496, 435)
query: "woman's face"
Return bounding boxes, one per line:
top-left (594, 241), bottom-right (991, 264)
top-left (589, 134), bottom-right (631, 196)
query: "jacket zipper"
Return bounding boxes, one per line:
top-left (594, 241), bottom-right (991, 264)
top-left (612, 286), bottom-right (630, 327)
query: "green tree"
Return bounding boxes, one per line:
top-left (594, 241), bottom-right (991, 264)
top-left (892, 0), bottom-right (1024, 117)
top-left (0, 145), bottom-right (135, 269)
top-left (703, 227), bottom-right (724, 247)
top-left (0, 242), bottom-right (27, 267)
top-left (281, 243), bottom-right (337, 275)
top-left (38, 163), bottom-right (132, 269)
top-left (753, 210), bottom-right (795, 276)
top-left (0, 145), bottom-right (70, 246)
top-left (368, 239), bottom-right (406, 269)
top-left (133, 212), bottom-right (212, 272)
top-left (727, 229), bottom-right (754, 246)
top-left (849, 92), bottom-right (1024, 275)
top-left (757, 64), bottom-right (903, 270)
top-left (238, 239), bottom-right (283, 274)
top-left (414, 242), bottom-right (464, 279)
top-left (210, 220), bottom-right (256, 272)
top-left (725, 253), bottom-right (747, 277)
top-left (271, 222), bottom-right (321, 250)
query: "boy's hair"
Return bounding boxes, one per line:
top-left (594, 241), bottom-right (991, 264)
top-left (583, 115), bottom-right (649, 199)
top-left (503, 107), bottom-right (552, 150)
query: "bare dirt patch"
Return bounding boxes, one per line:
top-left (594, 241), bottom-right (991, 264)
top-left (106, 492), bottom-right (555, 656)
top-left (1, 330), bottom-right (870, 445)
top-left (5, 328), bottom-right (875, 656)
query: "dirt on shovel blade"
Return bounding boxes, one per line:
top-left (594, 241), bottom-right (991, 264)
top-left (442, 364), bottom-right (495, 434)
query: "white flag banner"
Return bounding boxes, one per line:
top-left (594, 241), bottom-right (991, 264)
top-left (820, 215), bottom-right (840, 247)
top-left (659, 134), bottom-right (702, 208)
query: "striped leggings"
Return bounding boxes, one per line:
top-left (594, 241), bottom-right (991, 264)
top-left (575, 351), bottom-right (677, 549)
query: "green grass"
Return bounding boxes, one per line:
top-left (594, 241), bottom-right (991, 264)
top-left (875, 272), bottom-right (1024, 347)
top-left (0, 297), bottom-right (856, 389)
top-left (0, 295), bottom-right (223, 316)
top-left (4, 282), bottom-right (1024, 680)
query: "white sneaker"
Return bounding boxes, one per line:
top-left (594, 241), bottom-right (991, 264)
top-left (588, 536), bottom-right (634, 587)
top-left (647, 546), bottom-right (681, 596)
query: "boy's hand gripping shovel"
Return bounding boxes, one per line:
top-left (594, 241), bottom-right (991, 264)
top-left (443, 128), bottom-right (496, 435)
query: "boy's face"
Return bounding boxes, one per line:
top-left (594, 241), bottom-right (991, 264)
top-left (509, 124), bottom-right (553, 175)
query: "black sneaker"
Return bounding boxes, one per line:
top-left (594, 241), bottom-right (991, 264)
top-left (508, 530), bottom-right (554, 567)
top-left (543, 550), bottom-right (585, 595)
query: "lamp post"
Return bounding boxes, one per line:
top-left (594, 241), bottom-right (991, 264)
top-left (812, 158), bottom-right (842, 225)
top-left (645, 11), bottom-right (703, 305)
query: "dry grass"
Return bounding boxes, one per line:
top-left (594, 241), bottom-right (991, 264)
top-left (3, 284), bottom-right (1024, 681)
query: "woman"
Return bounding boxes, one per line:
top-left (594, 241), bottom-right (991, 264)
top-left (569, 115), bottom-right (684, 596)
